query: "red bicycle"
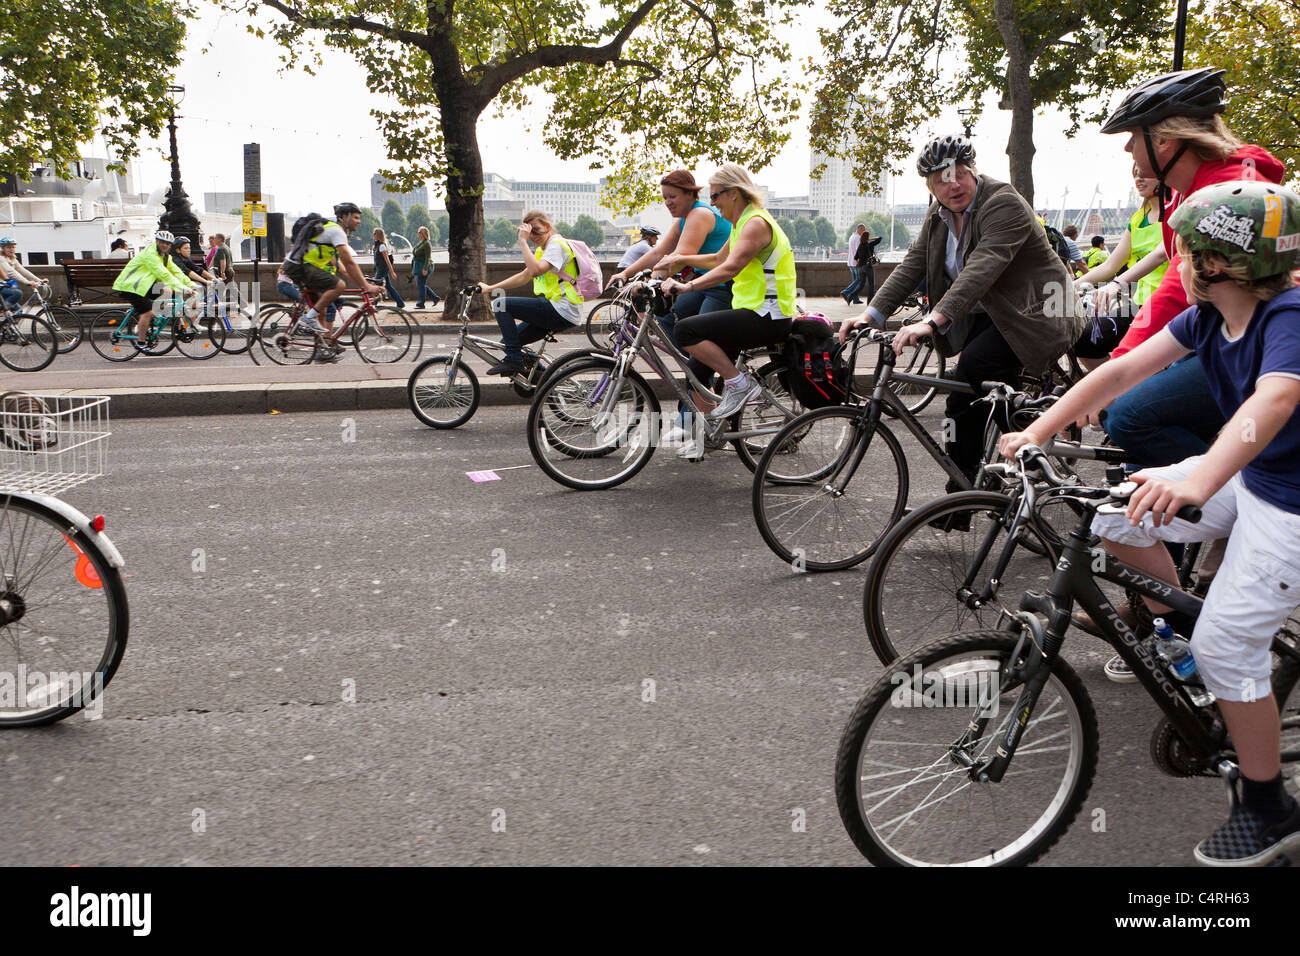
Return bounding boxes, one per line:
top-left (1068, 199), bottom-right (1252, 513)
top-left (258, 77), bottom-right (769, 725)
top-left (255, 288), bottom-right (414, 365)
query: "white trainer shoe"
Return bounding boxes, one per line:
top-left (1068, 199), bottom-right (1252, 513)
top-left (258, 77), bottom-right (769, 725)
top-left (706, 377), bottom-right (760, 420)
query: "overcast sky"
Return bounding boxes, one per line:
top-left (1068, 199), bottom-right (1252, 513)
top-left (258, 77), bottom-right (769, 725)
top-left (125, 4), bottom-right (1155, 218)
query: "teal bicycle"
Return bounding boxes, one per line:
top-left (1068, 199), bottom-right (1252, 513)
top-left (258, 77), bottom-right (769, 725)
top-left (88, 295), bottom-right (226, 362)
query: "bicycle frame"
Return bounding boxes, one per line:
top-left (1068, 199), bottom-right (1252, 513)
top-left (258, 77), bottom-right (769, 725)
top-left (975, 473), bottom-right (1300, 783)
top-left (446, 291), bottom-right (555, 387)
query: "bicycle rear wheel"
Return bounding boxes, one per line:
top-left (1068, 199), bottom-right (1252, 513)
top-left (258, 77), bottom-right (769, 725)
top-left (0, 314), bottom-right (57, 372)
top-left (731, 360), bottom-right (803, 473)
top-left (526, 358), bottom-right (659, 491)
top-left (353, 308), bottom-right (413, 363)
top-left (257, 307), bottom-right (317, 365)
top-left (0, 495), bottom-right (129, 726)
top-left (835, 630), bottom-right (1098, 866)
top-left (751, 406), bottom-right (909, 571)
top-left (173, 314), bottom-right (226, 359)
top-left (863, 491), bottom-right (1058, 665)
top-left (407, 356), bottom-right (479, 429)
top-left (89, 310), bottom-right (137, 362)
top-left (217, 306), bottom-right (257, 354)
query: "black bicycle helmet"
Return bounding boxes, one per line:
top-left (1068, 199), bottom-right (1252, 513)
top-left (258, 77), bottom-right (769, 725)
top-left (1100, 67), bottom-right (1228, 134)
top-left (334, 201), bottom-right (362, 217)
top-left (916, 134), bottom-right (975, 176)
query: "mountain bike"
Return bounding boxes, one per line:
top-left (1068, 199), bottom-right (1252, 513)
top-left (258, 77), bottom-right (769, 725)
top-left (16, 284), bottom-right (82, 354)
top-left (89, 295), bottom-right (224, 361)
top-left (406, 286), bottom-right (559, 429)
top-left (0, 392), bottom-right (129, 727)
top-left (524, 278), bottom-right (805, 490)
top-left (834, 446), bottom-right (1300, 866)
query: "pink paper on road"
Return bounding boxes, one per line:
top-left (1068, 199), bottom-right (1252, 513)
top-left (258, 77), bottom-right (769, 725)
top-left (466, 470), bottom-right (501, 482)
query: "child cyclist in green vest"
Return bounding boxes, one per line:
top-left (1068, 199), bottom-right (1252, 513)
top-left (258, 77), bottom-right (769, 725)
top-left (477, 210), bottom-right (584, 376)
top-left (1001, 180), bottom-right (1300, 866)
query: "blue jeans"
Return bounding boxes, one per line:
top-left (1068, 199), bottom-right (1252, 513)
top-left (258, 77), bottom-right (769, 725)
top-left (841, 266), bottom-right (865, 303)
top-left (413, 267), bottom-right (438, 307)
top-left (660, 284), bottom-right (730, 349)
top-left (494, 297), bottom-right (573, 361)
top-left (374, 269), bottom-right (405, 309)
top-left (1, 284), bottom-right (21, 313)
top-left (1104, 354), bottom-right (1226, 469)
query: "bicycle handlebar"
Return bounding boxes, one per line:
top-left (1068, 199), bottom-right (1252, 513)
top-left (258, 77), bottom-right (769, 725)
top-left (1015, 444), bottom-right (1202, 523)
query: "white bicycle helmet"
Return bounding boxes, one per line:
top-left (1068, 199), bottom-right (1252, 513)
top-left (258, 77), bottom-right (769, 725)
top-left (154, 230), bottom-right (175, 243)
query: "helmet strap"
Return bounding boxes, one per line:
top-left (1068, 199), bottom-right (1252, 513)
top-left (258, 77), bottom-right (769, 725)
top-left (1144, 129), bottom-right (1189, 223)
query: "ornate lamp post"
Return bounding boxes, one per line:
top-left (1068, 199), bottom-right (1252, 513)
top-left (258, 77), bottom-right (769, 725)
top-left (157, 84), bottom-right (202, 249)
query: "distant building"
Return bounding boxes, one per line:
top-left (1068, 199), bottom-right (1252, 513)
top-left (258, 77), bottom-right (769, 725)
top-left (809, 150), bottom-right (890, 232)
top-left (370, 174), bottom-right (428, 214)
top-left (205, 191), bottom-right (276, 214)
top-left (767, 196), bottom-right (820, 221)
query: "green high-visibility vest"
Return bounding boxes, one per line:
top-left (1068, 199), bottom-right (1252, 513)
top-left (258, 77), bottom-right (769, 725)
top-left (730, 206), bottom-right (796, 316)
top-left (1126, 205), bottom-right (1169, 305)
top-left (532, 235), bottom-right (582, 304)
top-left (303, 220), bottom-right (343, 273)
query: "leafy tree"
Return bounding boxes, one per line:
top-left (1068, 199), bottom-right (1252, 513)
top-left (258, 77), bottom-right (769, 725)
top-left (572, 215), bottom-right (605, 249)
top-left (813, 216), bottom-right (838, 249)
top-left (229, 208), bottom-right (243, 216)
top-left (811, 0), bottom-right (1166, 206)
top-left (381, 199), bottom-right (407, 240)
top-left (435, 214), bottom-right (450, 246)
top-left (406, 203), bottom-right (432, 237)
top-left (555, 222), bottom-right (575, 240)
top-left (0, 1), bottom-right (190, 177)
top-left (852, 211), bottom-right (911, 250)
top-left (232, 0), bottom-right (805, 318)
top-left (1179, 1), bottom-right (1299, 185)
top-left (776, 217), bottom-right (797, 243)
top-left (487, 218), bottom-right (517, 248)
top-left (359, 208), bottom-right (381, 235)
top-left (791, 217), bottom-right (817, 249)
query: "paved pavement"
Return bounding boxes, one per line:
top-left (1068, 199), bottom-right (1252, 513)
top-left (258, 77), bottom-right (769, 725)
top-left (15, 297), bottom-right (880, 417)
top-left (0, 406), bottom-right (1247, 865)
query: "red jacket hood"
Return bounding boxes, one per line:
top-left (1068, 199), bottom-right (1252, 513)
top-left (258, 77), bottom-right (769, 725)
top-left (1163, 145), bottom-right (1287, 254)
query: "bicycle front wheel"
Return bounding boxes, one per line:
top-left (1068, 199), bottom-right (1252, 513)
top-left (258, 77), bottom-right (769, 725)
top-left (751, 406), bottom-right (909, 571)
top-left (887, 338), bottom-right (946, 413)
top-left (835, 630), bottom-right (1098, 866)
top-left (731, 360), bottom-right (803, 473)
top-left (353, 308), bottom-right (413, 363)
top-left (42, 306), bottom-right (84, 354)
top-left (584, 300), bottom-right (632, 350)
top-left (0, 314), bottom-right (57, 372)
top-left (257, 307), bottom-right (317, 365)
top-left (863, 491), bottom-right (1058, 665)
top-left (407, 356), bottom-right (479, 429)
top-left (89, 310), bottom-right (137, 362)
top-left (527, 358), bottom-right (660, 491)
top-left (217, 306), bottom-right (257, 355)
top-left (173, 315), bottom-right (226, 359)
top-left (0, 495), bottom-right (129, 726)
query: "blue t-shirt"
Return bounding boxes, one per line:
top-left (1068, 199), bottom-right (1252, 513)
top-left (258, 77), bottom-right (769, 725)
top-left (1167, 285), bottom-right (1300, 514)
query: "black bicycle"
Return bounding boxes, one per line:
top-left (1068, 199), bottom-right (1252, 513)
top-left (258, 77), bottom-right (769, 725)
top-left (835, 447), bottom-right (1300, 866)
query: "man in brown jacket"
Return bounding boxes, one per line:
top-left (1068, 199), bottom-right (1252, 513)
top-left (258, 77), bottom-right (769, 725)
top-left (841, 134), bottom-right (1084, 487)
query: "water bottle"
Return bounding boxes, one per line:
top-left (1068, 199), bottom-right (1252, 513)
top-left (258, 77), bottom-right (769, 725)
top-left (1152, 618), bottom-right (1215, 708)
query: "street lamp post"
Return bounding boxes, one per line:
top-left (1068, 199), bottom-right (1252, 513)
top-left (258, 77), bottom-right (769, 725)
top-left (157, 85), bottom-right (202, 251)
top-left (1173, 0), bottom-right (1190, 70)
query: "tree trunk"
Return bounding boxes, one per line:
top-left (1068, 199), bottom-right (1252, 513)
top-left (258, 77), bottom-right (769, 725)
top-left (993, 0), bottom-right (1036, 207)
top-left (438, 95), bottom-right (491, 322)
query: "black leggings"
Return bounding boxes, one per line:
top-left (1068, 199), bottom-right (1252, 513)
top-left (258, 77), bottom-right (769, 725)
top-left (675, 307), bottom-right (792, 383)
top-left (944, 314), bottom-right (1024, 483)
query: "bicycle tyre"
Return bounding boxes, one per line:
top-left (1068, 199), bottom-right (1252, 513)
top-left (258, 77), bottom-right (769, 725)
top-left (216, 306), bottom-right (257, 355)
top-left (751, 406), bottom-right (909, 572)
top-left (536, 347), bottom-right (613, 392)
top-left (353, 308), bottom-right (413, 363)
top-left (731, 360), bottom-right (804, 474)
top-left (0, 495), bottom-right (130, 727)
top-left (42, 306), bottom-right (84, 354)
top-left (407, 356), bottom-right (480, 429)
top-left (887, 338), bottom-right (946, 414)
top-left (835, 629), bottom-right (1098, 866)
top-left (173, 314), bottom-right (226, 360)
top-left (0, 314), bottom-right (57, 372)
top-left (89, 310), bottom-right (137, 363)
top-left (257, 307), bottom-right (317, 365)
top-left (526, 357), bottom-right (660, 491)
top-left (584, 300), bottom-right (632, 350)
top-left (863, 491), bottom-right (1059, 665)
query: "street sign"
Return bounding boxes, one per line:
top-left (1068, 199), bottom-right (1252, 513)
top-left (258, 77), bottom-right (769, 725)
top-left (242, 202), bottom-right (268, 237)
top-left (243, 143), bottom-right (261, 202)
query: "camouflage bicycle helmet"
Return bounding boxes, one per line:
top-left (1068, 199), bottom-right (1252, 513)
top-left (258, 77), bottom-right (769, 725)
top-left (1168, 181), bottom-right (1300, 280)
top-left (1100, 67), bottom-right (1228, 134)
top-left (917, 135), bottom-right (975, 176)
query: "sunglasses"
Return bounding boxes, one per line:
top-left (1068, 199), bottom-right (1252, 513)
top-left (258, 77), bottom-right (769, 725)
top-left (709, 187), bottom-right (731, 204)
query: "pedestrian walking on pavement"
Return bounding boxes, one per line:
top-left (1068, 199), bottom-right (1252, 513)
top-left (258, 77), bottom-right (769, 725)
top-left (412, 226), bottom-right (438, 309)
top-left (371, 227), bottom-right (406, 309)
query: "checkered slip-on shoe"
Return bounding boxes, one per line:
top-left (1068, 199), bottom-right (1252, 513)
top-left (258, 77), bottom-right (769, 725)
top-left (1194, 779), bottom-right (1300, 866)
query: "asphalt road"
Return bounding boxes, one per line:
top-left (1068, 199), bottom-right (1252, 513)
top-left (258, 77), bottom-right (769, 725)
top-left (0, 405), bottom-right (1243, 866)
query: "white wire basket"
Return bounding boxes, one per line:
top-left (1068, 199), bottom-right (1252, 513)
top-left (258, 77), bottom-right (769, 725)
top-left (0, 393), bottom-right (110, 496)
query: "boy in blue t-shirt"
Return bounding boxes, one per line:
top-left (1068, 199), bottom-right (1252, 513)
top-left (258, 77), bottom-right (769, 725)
top-left (1001, 180), bottom-right (1300, 866)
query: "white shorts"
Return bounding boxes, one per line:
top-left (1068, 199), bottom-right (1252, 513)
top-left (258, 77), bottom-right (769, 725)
top-left (1091, 456), bottom-right (1300, 702)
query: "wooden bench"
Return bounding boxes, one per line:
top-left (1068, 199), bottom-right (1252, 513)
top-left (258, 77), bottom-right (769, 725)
top-left (61, 259), bottom-right (128, 306)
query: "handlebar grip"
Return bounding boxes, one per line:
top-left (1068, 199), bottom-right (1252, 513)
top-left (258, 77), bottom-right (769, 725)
top-left (1176, 505), bottom-right (1202, 524)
